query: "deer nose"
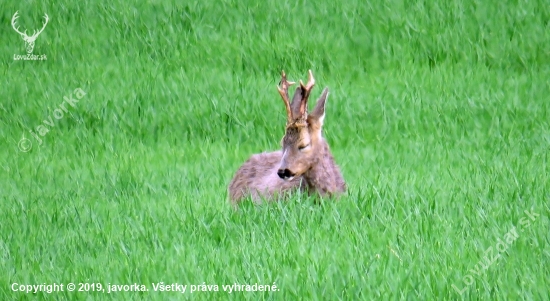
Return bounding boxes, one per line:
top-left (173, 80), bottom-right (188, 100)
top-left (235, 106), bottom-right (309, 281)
top-left (277, 169), bottom-right (295, 179)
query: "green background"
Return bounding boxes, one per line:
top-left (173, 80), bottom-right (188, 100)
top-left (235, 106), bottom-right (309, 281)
top-left (1, 0), bottom-right (549, 299)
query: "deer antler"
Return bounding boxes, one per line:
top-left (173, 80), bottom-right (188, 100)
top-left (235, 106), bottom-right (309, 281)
top-left (277, 70), bottom-right (295, 125)
top-left (11, 11), bottom-right (27, 37)
top-left (30, 14), bottom-right (49, 39)
top-left (11, 12), bottom-right (49, 39)
top-left (298, 70), bottom-right (316, 118)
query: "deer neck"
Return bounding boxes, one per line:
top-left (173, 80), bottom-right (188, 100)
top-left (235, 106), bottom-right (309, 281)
top-left (302, 139), bottom-right (344, 196)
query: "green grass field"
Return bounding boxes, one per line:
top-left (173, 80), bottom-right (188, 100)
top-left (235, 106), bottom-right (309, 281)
top-left (1, 0), bottom-right (549, 300)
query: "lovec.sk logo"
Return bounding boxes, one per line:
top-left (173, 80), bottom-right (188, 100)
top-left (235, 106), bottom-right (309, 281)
top-left (11, 11), bottom-right (49, 61)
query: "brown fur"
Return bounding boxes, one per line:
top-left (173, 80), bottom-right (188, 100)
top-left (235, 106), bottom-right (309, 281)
top-left (228, 70), bottom-right (346, 205)
top-left (228, 151), bottom-right (305, 202)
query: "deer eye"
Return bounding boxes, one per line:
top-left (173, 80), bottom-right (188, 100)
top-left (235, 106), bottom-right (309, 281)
top-left (298, 144), bottom-right (310, 151)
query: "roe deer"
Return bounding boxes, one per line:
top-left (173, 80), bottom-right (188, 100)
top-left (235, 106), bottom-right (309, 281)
top-left (228, 70), bottom-right (346, 204)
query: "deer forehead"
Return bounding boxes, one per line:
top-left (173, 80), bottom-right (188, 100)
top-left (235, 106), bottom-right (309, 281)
top-left (283, 126), bottom-right (311, 145)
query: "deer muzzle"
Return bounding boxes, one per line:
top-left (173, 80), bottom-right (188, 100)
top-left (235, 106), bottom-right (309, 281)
top-left (277, 168), bottom-right (295, 180)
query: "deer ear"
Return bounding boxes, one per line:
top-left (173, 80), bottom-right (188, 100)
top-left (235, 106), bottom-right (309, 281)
top-left (310, 88), bottom-right (329, 127)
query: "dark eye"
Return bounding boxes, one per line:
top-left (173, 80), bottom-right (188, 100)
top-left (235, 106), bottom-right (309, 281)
top-left (298, 144), bottom-right (310, 150)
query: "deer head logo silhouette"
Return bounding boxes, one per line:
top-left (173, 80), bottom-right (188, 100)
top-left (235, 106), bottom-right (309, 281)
top-left (11, 11), bottom-right (49, 54)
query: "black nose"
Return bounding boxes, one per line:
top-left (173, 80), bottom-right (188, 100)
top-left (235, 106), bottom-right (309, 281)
top-left (277, 169), bottom-right (295, 179)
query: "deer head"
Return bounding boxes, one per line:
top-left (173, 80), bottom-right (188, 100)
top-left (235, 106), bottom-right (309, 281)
top-left (11, 11), bottom-right (49, 54)
top-left (276, 70), bottom-right (329, 180)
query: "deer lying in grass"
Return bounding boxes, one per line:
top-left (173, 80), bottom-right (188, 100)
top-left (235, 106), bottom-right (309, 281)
top-left (228, 70), bottom-right (346, 204)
